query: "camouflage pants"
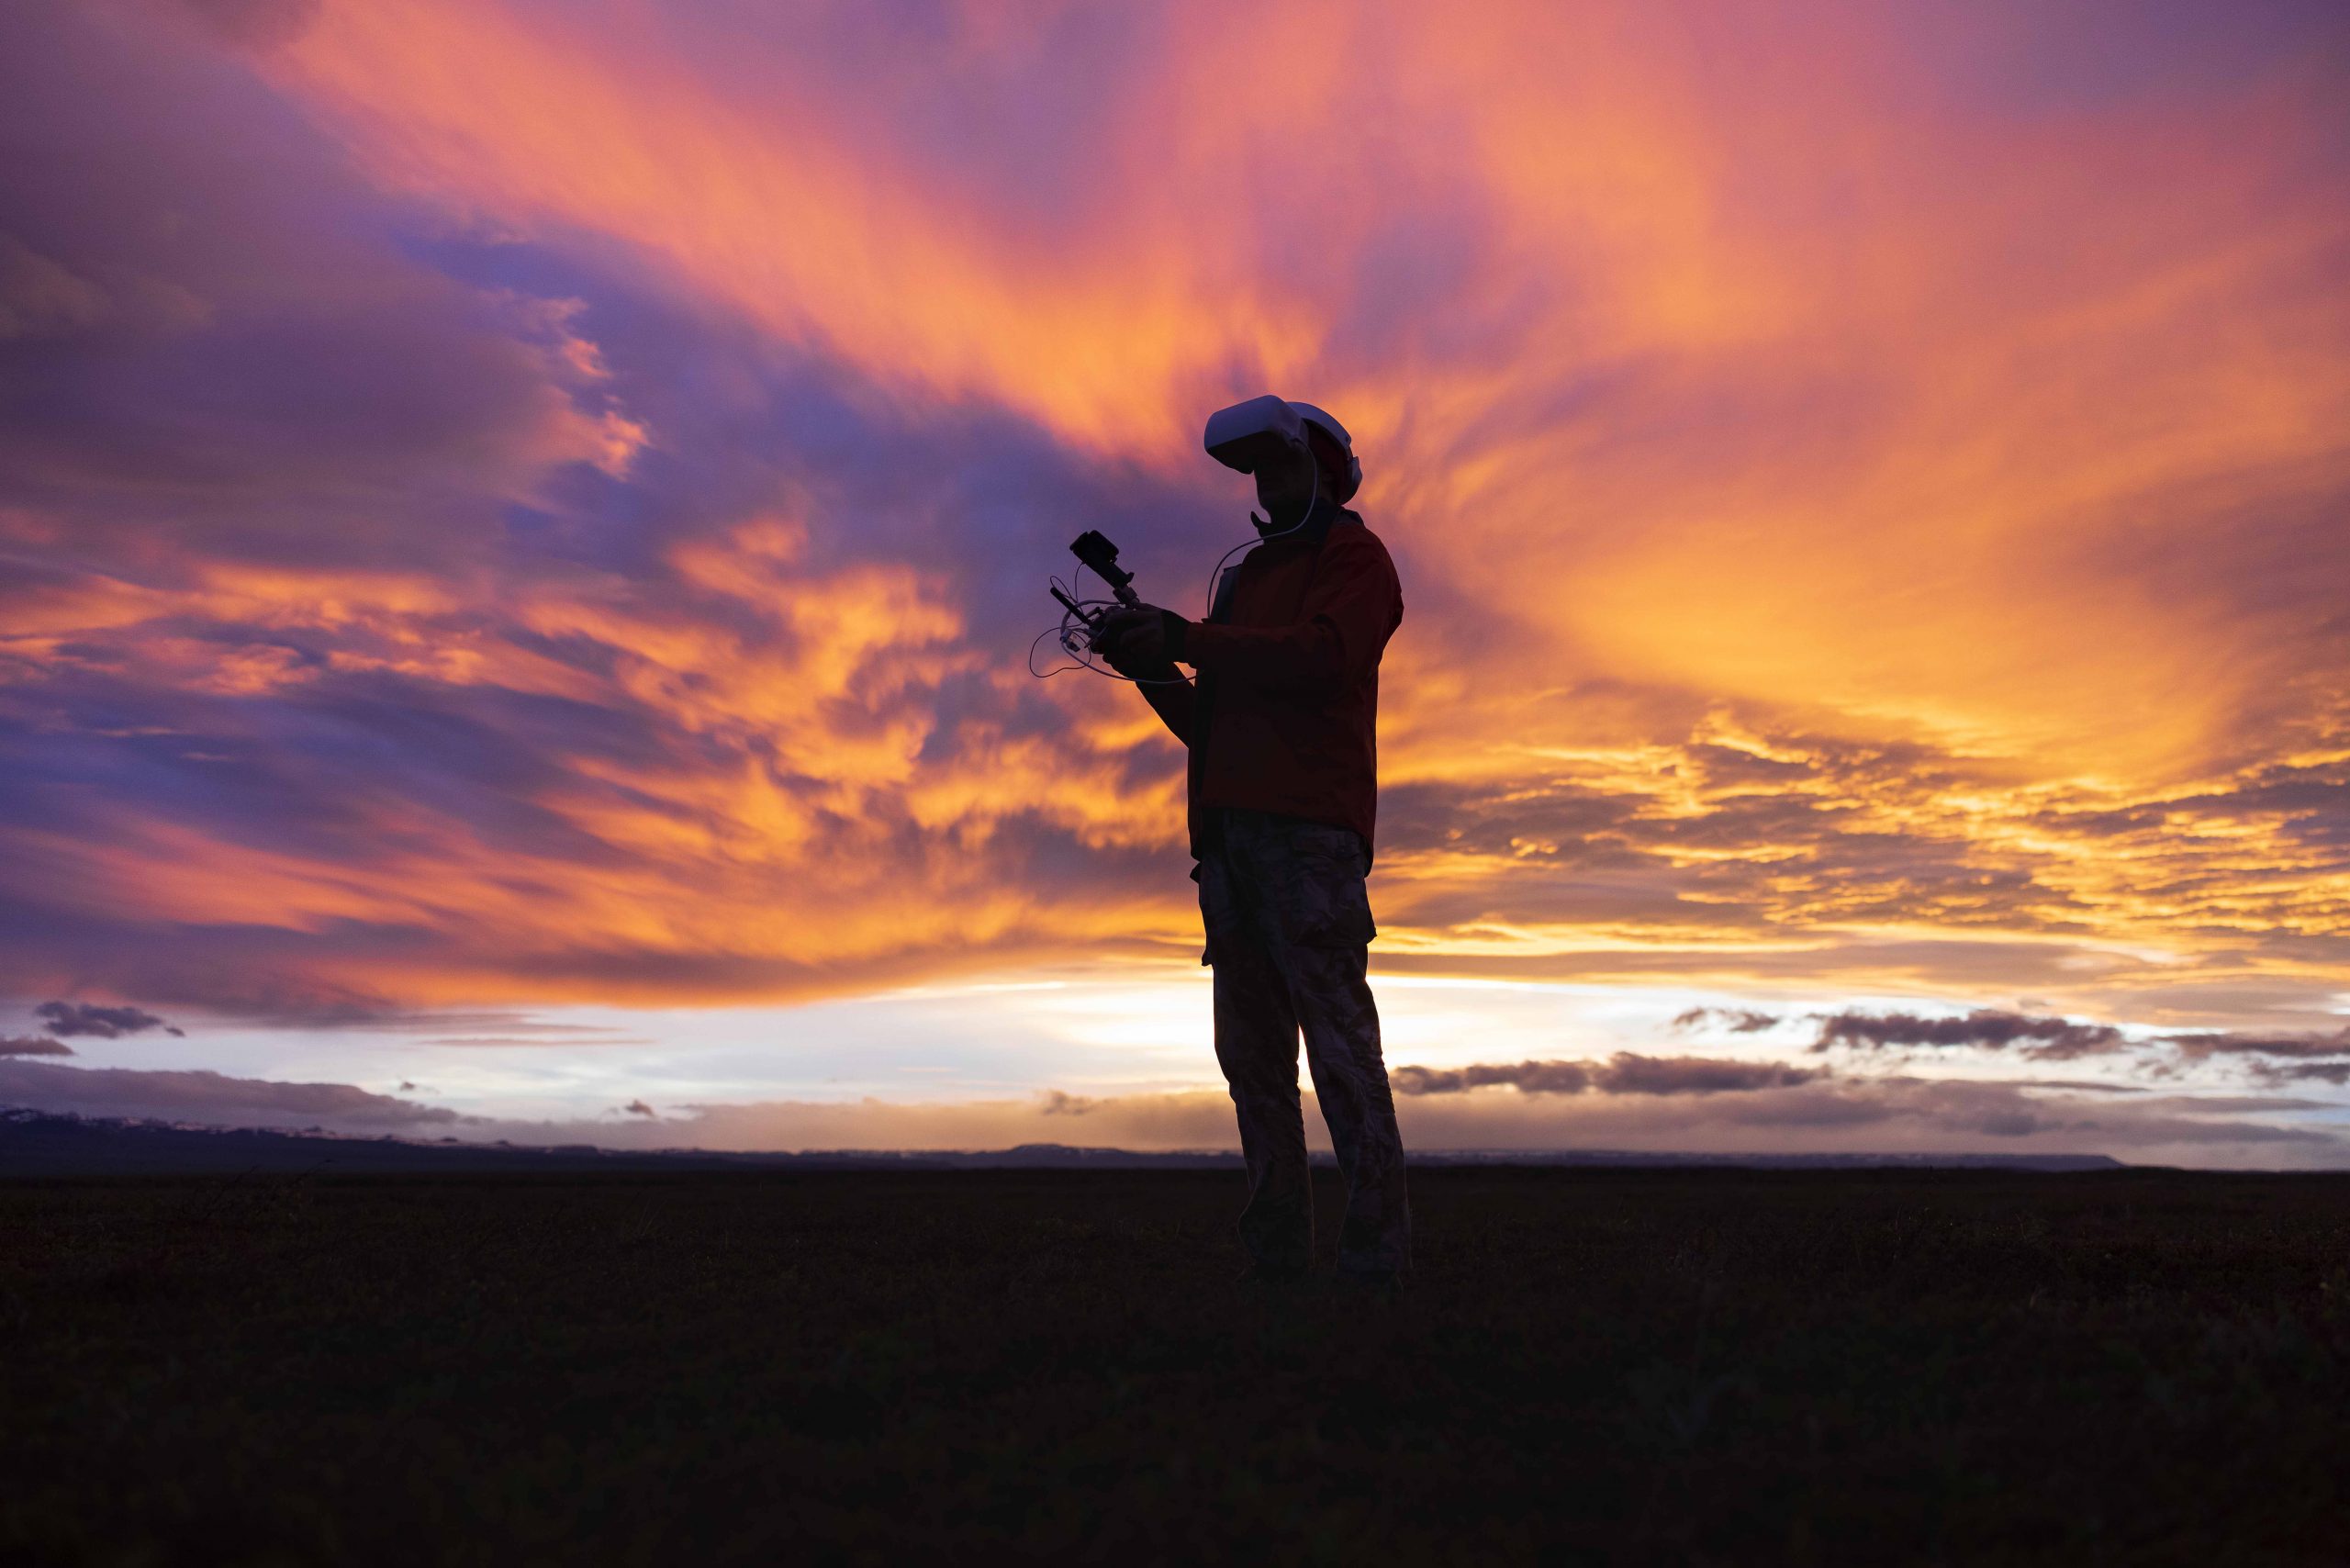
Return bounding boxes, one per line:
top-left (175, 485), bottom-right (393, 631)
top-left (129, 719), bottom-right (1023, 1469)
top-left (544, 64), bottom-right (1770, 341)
top-left (1196, 807), bottom-right (1410, 1275)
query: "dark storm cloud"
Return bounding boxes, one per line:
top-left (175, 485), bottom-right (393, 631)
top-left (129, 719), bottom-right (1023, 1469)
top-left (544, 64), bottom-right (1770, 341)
top-left (34, 1002), bottom-right (183, 1038)
top-left (1393, 1053), bottom-right (1826, 1096)
top-left (0, 1036), bottom-right (74, 1058)
top-left (1810, 1010), bottom-right (2129, 1060)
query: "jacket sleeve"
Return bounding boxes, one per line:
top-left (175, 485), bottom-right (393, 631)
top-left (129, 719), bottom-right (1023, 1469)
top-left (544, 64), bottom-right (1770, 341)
top-left (1176, 534), bottom-right (1402, 694)
top-left (1137, 668), bottom-right (1195, 745)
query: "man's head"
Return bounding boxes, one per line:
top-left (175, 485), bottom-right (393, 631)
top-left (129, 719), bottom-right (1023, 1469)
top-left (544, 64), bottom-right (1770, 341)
top-left (1203, 396), bottom-right (1360, 528)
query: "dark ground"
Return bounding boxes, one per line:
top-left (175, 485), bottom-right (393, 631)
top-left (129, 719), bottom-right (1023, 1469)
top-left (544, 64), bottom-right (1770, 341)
top-left (5, 1168), bottom-right (2346, 1565)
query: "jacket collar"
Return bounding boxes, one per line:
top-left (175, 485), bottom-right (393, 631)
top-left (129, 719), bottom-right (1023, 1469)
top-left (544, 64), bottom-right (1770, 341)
top-left (1256, 496), bottom-right (1350, 545)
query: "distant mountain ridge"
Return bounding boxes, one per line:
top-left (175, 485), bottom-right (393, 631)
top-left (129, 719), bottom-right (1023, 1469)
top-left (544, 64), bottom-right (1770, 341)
top-left (0, 1108), bottom-right (2125, 1176)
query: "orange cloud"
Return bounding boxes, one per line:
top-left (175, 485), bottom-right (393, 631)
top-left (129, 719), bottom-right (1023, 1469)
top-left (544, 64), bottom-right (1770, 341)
top-left (255, 0), bottom-right (2349, 788)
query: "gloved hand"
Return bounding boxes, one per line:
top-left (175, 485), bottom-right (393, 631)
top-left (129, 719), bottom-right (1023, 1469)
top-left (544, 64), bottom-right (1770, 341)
top-left (1091, 606), bottom-right (1190, 675)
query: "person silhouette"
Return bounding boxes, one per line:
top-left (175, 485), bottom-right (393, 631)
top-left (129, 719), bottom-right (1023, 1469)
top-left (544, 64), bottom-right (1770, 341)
top-left (1092, 397), bottom-right (1409, 1290)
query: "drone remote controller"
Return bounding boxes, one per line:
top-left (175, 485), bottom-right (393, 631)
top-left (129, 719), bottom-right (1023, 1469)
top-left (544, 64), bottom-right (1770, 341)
top-left (1050, 531), bottom-right (1142, 642)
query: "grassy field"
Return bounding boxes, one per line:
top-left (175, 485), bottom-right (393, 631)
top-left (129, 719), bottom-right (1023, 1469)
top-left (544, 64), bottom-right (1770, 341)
top-left (4, 1166), bottom-right (2346, 1564)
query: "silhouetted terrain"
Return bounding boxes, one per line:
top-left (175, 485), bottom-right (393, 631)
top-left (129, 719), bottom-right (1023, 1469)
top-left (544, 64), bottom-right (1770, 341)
top-left (6, 1164), bottom-right (2344, 1563)
top-left (0, 1110), bottom-right (2122, 1174)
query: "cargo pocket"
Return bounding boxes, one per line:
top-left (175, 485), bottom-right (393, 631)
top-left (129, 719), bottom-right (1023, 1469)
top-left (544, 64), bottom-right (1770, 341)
top-left (1282, 825), bottom-right (1377, 949)
top-left (1193, 855), bottom-right (1232, 967)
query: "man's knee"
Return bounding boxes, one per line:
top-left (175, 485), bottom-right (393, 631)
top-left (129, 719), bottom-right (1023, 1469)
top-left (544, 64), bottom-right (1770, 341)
top-left (1284, 946), bottom-right (1381, 1036)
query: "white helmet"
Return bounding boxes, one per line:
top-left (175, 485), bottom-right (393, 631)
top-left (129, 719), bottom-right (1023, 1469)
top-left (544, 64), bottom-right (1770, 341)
top-left (1203, 395), bottom-right (1361, 505)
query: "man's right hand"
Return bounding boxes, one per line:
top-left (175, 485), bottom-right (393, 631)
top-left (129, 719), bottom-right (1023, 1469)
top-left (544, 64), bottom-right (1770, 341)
top-left (1091, 610), bottom-right (1181, 682)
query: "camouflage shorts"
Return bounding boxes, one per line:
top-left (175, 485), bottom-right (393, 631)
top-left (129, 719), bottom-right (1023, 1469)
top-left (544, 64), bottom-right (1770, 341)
top-left (1195, 808), bottom-right (1410, 1275)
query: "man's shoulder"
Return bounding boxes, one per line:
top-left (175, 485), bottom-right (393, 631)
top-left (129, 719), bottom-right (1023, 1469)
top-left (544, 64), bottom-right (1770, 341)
top-left (1238, 510), bottom-right (1394, 582)
top-left (1328, 511), bottom-right (1397, 570)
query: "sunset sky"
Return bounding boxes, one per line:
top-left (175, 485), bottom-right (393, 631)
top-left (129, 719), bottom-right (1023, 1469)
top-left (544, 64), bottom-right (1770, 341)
top-left (4, 0), bottom-right (2346, 1164)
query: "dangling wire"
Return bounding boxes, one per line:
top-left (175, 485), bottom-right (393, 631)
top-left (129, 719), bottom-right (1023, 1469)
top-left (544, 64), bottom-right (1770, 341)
top-left (1201, 455), bottom-right (1317, 616)
top-left (1026, 558), bottom-right (1192, 685)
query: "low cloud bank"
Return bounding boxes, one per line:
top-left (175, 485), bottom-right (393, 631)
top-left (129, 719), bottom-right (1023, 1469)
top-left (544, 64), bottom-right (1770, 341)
top-left (1811, 1010), bottom-right (2125, 1060)
top-left (1676, 1006), bottom-right (2350, 1070)
top-left (2, 1058), bottom-right (2340, 1170)
top-left (1393, 1053), bottom-right (1824, 1096)
top-left (0, 1035), bottom-right (74, 1058)
top-left (0, 1060), bottom-right (459, 1130)
top-left (2167, 1026), bottom-right (2350, 1062)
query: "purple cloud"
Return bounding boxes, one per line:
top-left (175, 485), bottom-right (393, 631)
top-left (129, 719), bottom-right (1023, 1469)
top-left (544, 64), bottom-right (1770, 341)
top-left (1393, 1053), bottom-right (1826, 1096)
top-left (2162, 1025), bottom-right (2350, 1062)
top-left (35, 1001), bottom-right (183, 1038)
top-left (1810, 1010), bottom-right (2128, 1061)
top-left (0, 1035), bottom-right (74, 1058)
top-left (0, 1059), bottom-right (459, 1129)
top-left (1673, 1006), bottom-right (1783, 1035)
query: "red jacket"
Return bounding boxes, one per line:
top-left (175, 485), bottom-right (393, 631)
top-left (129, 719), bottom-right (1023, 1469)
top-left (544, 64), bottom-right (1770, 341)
top-left (1142, 505), bottom-right (1403, 861)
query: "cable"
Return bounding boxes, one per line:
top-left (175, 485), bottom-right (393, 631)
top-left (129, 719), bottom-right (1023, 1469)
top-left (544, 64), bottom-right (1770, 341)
top-left (1202, 454), bottom-right (1317, 615)
top-left (1034, 566), bottom-right (1192, 686)
top-left (1028, 442), bottom-right (1320, 687)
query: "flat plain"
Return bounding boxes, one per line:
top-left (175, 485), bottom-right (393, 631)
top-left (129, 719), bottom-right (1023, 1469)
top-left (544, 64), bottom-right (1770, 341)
top-left (5, 1167), bottom-right (2346, 1564)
